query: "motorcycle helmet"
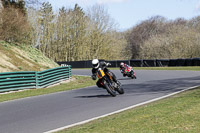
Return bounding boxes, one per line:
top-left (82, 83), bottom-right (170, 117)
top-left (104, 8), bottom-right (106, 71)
top-left (92, 59), bottom-right (99, 69)
top-left (120, 62), bottom-right (124, 67)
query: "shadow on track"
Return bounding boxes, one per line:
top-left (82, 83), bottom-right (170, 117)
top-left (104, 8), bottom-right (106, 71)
top-left (75, 94), bottom-right (113, 98)
top-left (75, 76), bottom-right (200, 99)
top-left (122, 76), bottom-right (200, 95)
top-left (118, 77), bottom-right (135, 80)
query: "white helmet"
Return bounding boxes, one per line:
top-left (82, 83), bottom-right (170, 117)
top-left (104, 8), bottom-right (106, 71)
top-left (120, 62), bottom-right (124, 67)
top-left (92, 59), bottom-right (99, 69)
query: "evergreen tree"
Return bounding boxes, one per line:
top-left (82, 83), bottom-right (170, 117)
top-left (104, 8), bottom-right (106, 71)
top-left (38, 2), bottom-right (54, 55)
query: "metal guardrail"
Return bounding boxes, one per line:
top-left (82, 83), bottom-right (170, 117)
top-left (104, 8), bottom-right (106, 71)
top-left (0, 66), bottom-right (71, 93)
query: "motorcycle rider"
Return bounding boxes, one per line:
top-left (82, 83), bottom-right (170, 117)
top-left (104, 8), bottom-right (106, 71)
top-left (91, 59), bottom-right (117, 88)
top-left (120, 62), bottom-right (133, 77)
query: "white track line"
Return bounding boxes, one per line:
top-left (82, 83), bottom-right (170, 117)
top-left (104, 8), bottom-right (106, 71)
top-left (44, 85), bottom-right (199, 133)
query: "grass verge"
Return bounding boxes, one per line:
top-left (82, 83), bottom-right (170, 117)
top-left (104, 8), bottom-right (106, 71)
top-left (0, 76), bottom-right (96, 103)
top-left (58, 87), bottom-right (200, 133)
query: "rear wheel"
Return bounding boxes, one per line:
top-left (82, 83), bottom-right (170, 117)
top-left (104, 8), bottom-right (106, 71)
top-left (131, 75), bottom-right (134, 79)
top-left (131, 71), bottom-right (136, 79)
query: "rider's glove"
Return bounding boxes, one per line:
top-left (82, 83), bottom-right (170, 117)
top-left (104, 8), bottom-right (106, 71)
top-left (106, 63), bottom-right (111, 66)
top-left (91, 75), bottom-right (96, 80)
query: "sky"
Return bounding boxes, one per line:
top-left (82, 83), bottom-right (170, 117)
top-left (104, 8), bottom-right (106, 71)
top-left (46, 0), bottom-right (200, 31)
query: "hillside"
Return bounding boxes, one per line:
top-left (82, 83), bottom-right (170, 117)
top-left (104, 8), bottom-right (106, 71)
top-left (0, 41), bottom-right (59, 73)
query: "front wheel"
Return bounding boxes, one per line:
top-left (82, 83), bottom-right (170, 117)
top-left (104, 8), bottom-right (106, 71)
top-left (116, 86), bottom-right (124, 94)
top-left (115, 81), bottom-right (124, 94)
top-left (131, 71), bottom-right (136, 79)
top-left (104, 82), bottom-right (116, 97)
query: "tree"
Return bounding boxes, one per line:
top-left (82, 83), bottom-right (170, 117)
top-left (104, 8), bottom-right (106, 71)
top-left (87, 4), bottom-right (122, 60)
top-left (1, 0), bottom-right (27, 15)
top-left (27, 3), bottom-right (125, 61)
top-left (54, 4), bottom-right (88, 61)
top-left (38, 2), bottom-right (54, 56)
top-left (139, 22), bottom-right (200, 59)
top-left (0, 7), bottom-right (30, 43)
top-left (68, 4), bottom-right (87, 61)
top-left (126, 16), bottom-right (167, 59)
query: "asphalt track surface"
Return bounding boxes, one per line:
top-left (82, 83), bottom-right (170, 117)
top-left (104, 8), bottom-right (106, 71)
top-left (0, 69), bottom-right (200, 133)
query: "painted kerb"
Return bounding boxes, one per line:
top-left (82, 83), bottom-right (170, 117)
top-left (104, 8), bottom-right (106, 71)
top-left (0, 66), bottom-right (71, 92)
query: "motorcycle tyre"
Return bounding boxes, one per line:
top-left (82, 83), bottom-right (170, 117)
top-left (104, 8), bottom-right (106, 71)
top-left (116, 86), bottom-right (124, 94)
top-left (104, 83), bottom-right (116, 97)
top-left (131, 71), bottom-right (136, 79)
top-left (114, 81), bottom-right (124, 94)
top-left (131, 75), bottom-right (134, 79)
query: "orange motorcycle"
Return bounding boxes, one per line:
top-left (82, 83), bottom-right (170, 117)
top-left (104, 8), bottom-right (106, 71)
top-left (96, 68), bottom-right (124, 97)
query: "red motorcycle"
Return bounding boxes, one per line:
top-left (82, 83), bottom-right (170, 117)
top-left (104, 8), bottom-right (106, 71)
top-left (122, 66), bottom-right (136, 79)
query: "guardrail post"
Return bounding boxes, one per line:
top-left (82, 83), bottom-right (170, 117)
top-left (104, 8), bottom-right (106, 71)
top-left (61, 64), bottom-right (67, 67)
top-left (69, 65), bottom-right (72, 79)
top-left (67, 65), bottom-right (71, 79)
top-left (35, 72), bottom-right (39, 88)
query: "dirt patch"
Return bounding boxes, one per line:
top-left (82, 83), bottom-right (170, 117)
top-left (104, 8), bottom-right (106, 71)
top-left (0, 52), bottom-right (18, 72)
top-left (12, 47), bottom-right (34, 67)
top-left (46, 77), bottom-right (75, 88)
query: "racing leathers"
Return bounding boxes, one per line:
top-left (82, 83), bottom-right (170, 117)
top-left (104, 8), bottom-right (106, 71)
top-left (120, 64), bottom-right (131, 77)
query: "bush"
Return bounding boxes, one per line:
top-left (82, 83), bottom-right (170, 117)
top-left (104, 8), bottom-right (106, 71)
top-left (0, 7), bottom-right (30, 44)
